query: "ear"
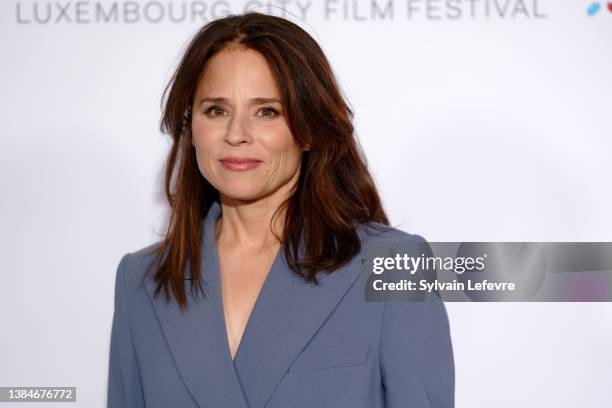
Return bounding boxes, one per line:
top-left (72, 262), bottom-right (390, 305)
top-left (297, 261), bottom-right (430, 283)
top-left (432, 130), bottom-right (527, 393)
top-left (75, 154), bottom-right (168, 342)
top-left (303, 142), bottom-right (311, 152)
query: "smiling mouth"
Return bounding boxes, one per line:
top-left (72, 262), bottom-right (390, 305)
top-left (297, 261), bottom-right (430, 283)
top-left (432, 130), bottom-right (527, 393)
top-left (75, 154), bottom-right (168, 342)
top-left (219, 157), bottom-right (262, 171)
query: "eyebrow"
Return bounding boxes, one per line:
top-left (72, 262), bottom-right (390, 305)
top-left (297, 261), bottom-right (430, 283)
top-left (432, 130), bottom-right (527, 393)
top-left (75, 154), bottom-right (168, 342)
top-left (199, 96), bottom-right (282, 105)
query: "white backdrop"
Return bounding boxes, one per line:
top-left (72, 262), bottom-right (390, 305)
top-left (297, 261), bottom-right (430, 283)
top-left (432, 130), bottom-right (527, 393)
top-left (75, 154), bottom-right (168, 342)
top-left (2, 0), bottom-right (611, 407)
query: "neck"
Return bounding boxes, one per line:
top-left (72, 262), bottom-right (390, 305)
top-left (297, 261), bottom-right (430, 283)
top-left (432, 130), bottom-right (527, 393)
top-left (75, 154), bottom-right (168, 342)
top-left (215, 194), bottom-right (292, 253)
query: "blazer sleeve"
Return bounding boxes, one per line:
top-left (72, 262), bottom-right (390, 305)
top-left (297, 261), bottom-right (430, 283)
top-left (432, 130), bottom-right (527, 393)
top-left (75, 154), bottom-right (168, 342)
top-left (380, 236), bottom-right (455, 408)
top-left (107, 253), bottom-right (145, 408)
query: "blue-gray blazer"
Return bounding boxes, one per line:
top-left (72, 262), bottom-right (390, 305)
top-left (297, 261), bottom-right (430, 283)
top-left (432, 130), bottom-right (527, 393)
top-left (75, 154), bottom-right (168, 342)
top-left (107, 201), bottom-right (454, 408)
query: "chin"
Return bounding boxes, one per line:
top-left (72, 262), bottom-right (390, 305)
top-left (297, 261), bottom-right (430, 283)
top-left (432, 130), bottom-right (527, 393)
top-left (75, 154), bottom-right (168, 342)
top-left (217, 184), bottom-right (265, 203)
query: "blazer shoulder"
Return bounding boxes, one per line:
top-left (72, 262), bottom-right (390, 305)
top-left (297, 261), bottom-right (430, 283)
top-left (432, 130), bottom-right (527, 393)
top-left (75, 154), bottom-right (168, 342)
top-left (357, 221), bottom-right (430, 248)
top-left (117, 240), bottom-right (164, 290)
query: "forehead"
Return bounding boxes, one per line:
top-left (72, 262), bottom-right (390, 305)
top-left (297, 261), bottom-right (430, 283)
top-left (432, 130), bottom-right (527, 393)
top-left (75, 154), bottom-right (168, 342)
top-left (195, 46), bottom-right (280, 97)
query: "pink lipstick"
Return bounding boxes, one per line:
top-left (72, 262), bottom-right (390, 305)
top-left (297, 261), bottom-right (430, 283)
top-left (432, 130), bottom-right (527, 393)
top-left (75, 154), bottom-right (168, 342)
top-left (219, 157), bottom-right (262, 171)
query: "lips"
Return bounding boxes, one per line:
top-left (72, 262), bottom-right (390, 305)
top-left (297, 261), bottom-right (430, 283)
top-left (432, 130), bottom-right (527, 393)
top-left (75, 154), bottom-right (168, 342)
top-left (219, 157), bottom-right (262, 171)
top-left (220, 157), bottom-right (261, 163)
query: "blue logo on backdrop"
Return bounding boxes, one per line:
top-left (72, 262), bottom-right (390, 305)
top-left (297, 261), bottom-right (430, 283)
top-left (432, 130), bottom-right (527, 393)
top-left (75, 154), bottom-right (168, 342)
top-left (586, 2), bottom-right (612, 16)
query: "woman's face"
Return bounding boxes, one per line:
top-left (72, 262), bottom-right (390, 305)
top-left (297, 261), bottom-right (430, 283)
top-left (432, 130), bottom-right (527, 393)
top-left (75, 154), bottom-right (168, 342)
top-left (191, 46), bottom-right (305, 204)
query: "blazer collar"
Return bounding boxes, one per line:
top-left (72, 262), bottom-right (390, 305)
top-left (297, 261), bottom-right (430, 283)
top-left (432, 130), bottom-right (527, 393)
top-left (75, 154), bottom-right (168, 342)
top-left (144, 200), bottom-right (365, 408)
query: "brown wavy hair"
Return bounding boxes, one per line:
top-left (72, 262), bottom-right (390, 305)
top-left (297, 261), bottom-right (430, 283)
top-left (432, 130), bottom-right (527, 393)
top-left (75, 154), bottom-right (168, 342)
top-left (144, 11), bottom-right (389, 311)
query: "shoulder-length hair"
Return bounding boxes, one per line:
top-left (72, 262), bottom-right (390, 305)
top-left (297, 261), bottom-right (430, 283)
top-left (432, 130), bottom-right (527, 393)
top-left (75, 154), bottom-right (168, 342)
top-left (145, 11), bottom-right (389, 311)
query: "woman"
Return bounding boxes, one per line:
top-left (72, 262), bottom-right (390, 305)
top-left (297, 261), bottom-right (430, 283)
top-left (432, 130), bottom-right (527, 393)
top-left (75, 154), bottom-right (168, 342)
top-left (107, 12), bottom-right (454, 408)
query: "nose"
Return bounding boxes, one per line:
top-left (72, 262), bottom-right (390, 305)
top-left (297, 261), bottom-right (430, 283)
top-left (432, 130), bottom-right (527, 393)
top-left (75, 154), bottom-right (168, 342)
top-left (224, 111), bottom-right (252, 146)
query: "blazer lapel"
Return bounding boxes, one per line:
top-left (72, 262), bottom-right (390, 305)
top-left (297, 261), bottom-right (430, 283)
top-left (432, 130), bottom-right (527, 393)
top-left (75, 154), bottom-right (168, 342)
top-left (145, 200), bottom-right (366, 408)
top-left (143, 201), bottom-right (249, 408)
top-left (232, 235), bottom-right (365, 408)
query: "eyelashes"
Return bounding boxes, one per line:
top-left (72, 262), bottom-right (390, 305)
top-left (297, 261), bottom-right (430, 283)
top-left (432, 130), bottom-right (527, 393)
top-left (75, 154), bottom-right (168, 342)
top-left (203, 105), bottom-right (280, 118)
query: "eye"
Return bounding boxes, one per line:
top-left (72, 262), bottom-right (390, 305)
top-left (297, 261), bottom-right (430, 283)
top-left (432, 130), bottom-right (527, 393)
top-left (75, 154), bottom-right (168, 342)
top-left (204, 105), bottom-right (227, 117)
top-left (258, 106), bottom-right (280, 118)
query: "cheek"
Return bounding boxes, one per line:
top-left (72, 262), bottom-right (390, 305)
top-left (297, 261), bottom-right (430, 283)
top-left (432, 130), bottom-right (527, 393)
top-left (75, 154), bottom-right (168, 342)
top-left (191, 134), bottom-right (209, 152)
top-left (190, 119), bottom-right (214, 149)
top-left (191, 116), bottom-right (224, 154)
top-left (265, 132), bottom-right (302, 169)
top-left (191, 133), bottom-right (211, 162)
top-left (190, 131), bottom-right (219, 180)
